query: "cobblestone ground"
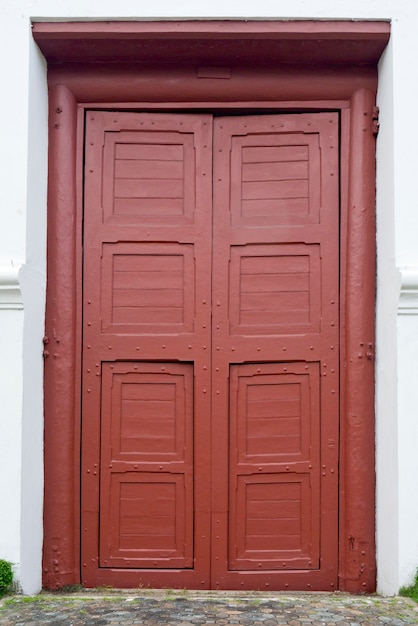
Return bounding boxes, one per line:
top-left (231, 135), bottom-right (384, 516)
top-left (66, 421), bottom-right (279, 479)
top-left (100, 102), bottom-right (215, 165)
top-left (1, 591), bottom-right (417, 626)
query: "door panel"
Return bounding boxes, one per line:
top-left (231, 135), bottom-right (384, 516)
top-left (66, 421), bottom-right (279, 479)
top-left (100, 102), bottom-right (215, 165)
top-left (81, 111), bottom-right (339, 590)
top-left (211, 114), bottom-right (339, 589)
top-left (228, 362), bottom-right (320, 571)
top-left (82, 112), bottom-right (213, 588)
top-left (99, 362), bottom-right (194, 569)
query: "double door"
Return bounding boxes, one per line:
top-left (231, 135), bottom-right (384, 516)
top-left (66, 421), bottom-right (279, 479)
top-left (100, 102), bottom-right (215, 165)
top-left (81, 111), bottom-right (339, 589)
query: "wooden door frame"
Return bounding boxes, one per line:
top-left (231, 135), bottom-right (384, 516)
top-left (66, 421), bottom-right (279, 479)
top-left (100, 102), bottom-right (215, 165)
top-left (34, 20), bottom-right (389, 593)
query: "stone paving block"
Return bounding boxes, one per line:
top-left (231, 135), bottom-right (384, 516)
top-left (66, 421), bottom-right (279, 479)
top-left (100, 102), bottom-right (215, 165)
top-left (0, 592), bottom-right (418, 625)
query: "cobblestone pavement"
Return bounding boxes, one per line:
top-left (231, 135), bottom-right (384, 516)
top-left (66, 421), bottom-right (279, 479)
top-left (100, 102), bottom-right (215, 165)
top-left (1, 591), bottom-right (417, 625)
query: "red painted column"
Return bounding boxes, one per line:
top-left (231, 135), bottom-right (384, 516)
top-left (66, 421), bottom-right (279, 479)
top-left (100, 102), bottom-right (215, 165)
top-left (43, 85), bottom-right (79, 589)
top-left (342, 88), bottom-right (377, 593)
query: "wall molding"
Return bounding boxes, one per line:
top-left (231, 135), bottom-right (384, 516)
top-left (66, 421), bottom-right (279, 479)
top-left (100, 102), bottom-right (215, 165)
top-left (0, 263), bottom-right (23, 310)
top-left (399, 267), bottom-right (418, 315)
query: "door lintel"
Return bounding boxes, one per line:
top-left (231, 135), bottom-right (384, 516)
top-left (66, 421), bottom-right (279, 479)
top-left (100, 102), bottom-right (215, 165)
top-left (33, 19), bottom-right (389, 67)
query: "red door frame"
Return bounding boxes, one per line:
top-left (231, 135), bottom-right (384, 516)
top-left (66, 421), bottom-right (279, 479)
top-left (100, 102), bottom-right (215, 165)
top-left (34, 20), bottom-right (389, 593)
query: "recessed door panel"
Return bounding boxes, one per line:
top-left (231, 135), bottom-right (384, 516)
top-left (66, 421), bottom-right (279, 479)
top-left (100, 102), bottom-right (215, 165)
top-left (228, 244), bottom-right (321, 334)
top-left (100, 242), bottom-right (196, 333)
top-left (228, 362), bottom-right (320, 571)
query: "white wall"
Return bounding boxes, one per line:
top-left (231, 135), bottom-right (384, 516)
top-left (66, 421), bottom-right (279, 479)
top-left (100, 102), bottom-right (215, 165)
top-left (397, 311), bottom-right (418, 586)
top-left (0, 0), bottom-right (29, 589)
top-left (1, 0), bottom-right (418, 596)
top-left (375, 38), bottom-right (400, 595)
top-left (0, 300), bottom-right (23, 584)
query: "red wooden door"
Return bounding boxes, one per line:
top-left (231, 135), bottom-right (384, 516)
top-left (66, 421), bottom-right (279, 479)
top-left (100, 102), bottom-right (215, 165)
top-left (82, 112), bottom-right (213, 588)
top-left (211, 114), bottom-right (339, 590)
top-left (81, 111), bottom-right (339, 590)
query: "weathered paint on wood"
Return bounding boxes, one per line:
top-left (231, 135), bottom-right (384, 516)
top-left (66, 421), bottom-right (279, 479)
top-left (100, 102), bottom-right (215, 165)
top-left (81, 113), bottom-right (213, 588)
top-left (81, 111), bottom-right (339, 589)
top-left (211, 114), bottom-right (339, 589)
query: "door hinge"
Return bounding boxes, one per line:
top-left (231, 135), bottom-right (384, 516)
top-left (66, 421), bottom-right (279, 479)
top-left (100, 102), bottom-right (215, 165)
top-left (372, 106), bottom-right (380, 137)
top-left (43, 334), bottom-right (50, 358)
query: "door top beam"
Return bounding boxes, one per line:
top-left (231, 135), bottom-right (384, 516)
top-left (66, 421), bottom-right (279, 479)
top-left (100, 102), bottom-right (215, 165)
top-left (32, 20), bottom-right (390, 67)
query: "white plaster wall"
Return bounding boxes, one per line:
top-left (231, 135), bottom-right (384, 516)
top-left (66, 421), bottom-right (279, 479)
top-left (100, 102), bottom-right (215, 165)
top-left (0, 0), bottom-right (29, 589)
top-left (1, 0), bottom-right (418, 596)
top-left (397, 312), bottom-right (418, 587)
top-left (0, 306), bottom-right (23, 581)
top-left (18, 32), bottom-right (48, 596)
top-left (375, 39), bottom-right (400, 595)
